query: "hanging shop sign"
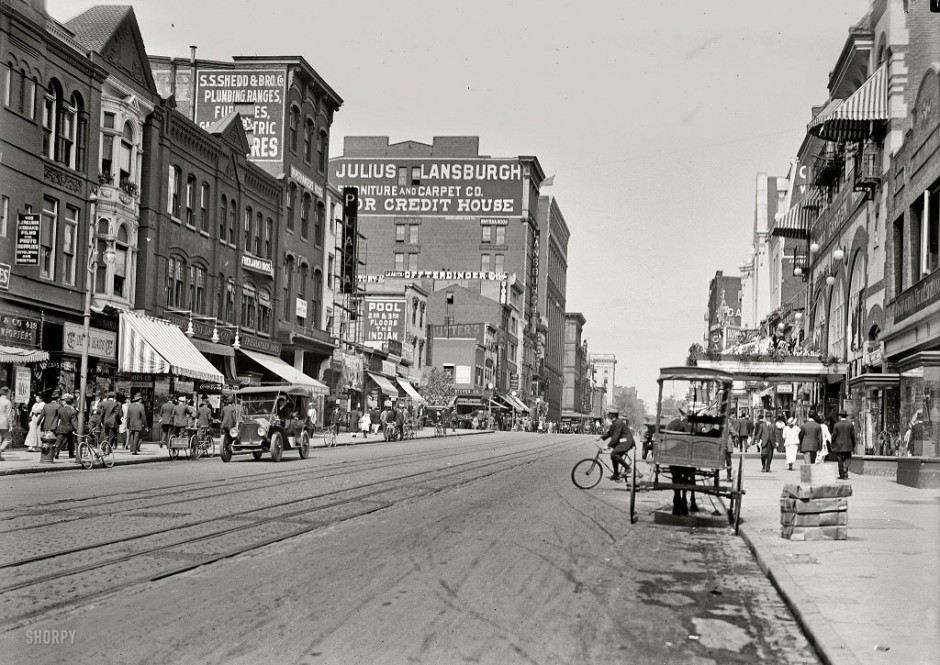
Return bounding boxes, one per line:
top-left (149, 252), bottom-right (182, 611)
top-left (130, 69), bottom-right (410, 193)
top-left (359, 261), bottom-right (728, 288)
top-left (63, 322), bottom-right (117, 360)
top-left (15, 213), bottom-right (40, 265)
top-left (14, 366), bottom-right (31, 403)
top-left (295, 297), bottom-right (307, 319)
top-left (194, 69), bottom-right (286, 161)
top-left (0, 262), bottom-right (10, 290)
top-left (0, 314), bottom-right (40, 348)
top-left (241, 254), bottom-right (274, 277)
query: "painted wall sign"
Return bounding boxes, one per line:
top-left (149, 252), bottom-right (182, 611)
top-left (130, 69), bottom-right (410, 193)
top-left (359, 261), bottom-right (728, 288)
top-left (894, 267), bottom-right (940, 323)
top-left (332, 158), bottom-right (524, 216)
top-left (363, 298), bottom-right (405, 342)
top-left (428, 323), bottom-right (486, 344)
top-left (63, 322), bottom-right (117, 360)
top-left (384, 270), bottom-right (508, 281)
top-left (15, 214), bottom-right (40, 265)
top-left (194, 69), bottom-right (286, 161)
top-left (0, 314), bottom-right (40, 347)
top-left (290, 165), bottom-right (324, 198)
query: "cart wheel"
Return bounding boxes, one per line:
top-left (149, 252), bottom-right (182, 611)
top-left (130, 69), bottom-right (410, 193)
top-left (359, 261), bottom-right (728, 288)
top-left (629, 448), bottom-right (638, 523)
top-left (733, 455), bottom-right (744, 534)
top-left (571, 458), bottom-right (602, 489)
top-left (168, 447), bottom-right (178, 460)
top-left (252, 451), bottom-right (264, 461)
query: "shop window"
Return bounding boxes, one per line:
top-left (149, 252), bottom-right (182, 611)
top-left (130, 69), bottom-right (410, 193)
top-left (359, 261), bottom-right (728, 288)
top-left (40, 196), bottom-right (57, 280)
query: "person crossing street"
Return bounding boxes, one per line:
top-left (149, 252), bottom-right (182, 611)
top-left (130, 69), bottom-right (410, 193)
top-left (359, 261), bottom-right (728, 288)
top-left (596, 407), bottom-right (635, 481)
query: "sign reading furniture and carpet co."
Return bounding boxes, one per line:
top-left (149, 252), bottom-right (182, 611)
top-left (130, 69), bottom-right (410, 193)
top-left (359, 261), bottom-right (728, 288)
top-left (193, 69), bottom-right (285, 161)
top-left (363, 298), bottom-right (405, 343)
top-left (332, 159), bottom-right (524, 216)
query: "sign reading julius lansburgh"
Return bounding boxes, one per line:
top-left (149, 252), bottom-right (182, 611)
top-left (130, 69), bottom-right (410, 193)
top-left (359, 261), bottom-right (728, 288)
top-left (331, 159), bottom-right (524, 216)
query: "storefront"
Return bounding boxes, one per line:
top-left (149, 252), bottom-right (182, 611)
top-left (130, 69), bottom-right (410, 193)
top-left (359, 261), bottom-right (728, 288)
top-left (0, 313), bottom-right (49, 413)
top-left (367, 372), bottom-right (399, 408)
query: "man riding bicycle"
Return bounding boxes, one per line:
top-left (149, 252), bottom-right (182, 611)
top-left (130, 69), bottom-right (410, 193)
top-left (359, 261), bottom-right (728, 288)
top-left (596, 407), bottom-right (635, 481)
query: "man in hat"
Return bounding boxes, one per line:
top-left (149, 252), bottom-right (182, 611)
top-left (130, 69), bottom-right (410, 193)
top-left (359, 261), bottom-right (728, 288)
top-left (0, 386), bottom-right (14, 461)
top-left (125, 394), bottom-right (147, 455)
top-left (597, 406), bottom-right (635, 481)
top-left (97, 391), bottom-right (121, 448)
top-left (830, 411), bottom-right (857, 480)
top-left (172, 395), bottom-right (194, 437)
top-left (220, 395), bottom-right (237, 432)
top-left (41, 391), bottom-right (61, 455)
top-left (158, 394), bottom-right (175, 447)
top-left (54, 394), bottom-right (78, 460)
top-left (798, 411), bottom-right (823, 465)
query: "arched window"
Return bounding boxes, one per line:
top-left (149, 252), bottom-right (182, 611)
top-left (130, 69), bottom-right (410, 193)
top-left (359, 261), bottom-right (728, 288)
top-left (219, 194), bottom-right (228, 240)
top-left (113, 223), bottom-right (129, 298)
top-left (95, 218), bottom-right (110, 294)
top-left (169, 165), bottom-right (182, 217)
top-left (258, 289), bottom-right (272, 333)
top-left (225, 278), bottom-right (236, 323)
top-left (315, 201), bottom-right (325, 247)
top-left (255, 211), bottom-right (263, 256)
top-left (304, 118), bottom-right (314, 162)
top-left (189, 263), bottom-right (206, 313)
top-left (42, 79), bottom-right (63, 160)
top-left (301, 192), bottom-right (310, 239)
top-left (71, 92), bottom-right (86, 171)
top-left (265, 217), bottom-right (273, 259)
top-left (228, 199), bottom-right (236, 245)
top-left (119, 121), bottom-right (135, 186)
top-left (244, 206), bottom-right (252, 251)
top-left (299, 262), bottom-right (309, 301)
top-left (812, 292), bottom-right (826, 352)
top-left (318, 129), bottom-right (328, 172)
top-left (289, 105), bottom-right (300, 153)
top-left (200, 182), bottom-right (210, 233)
top-left (827, 278), bottom-right (845, 361)
top-left (185, 174), bottom-right (197, 226)
top-left (284, 255), bottom-right (295, 319)
top-left (286, 183), bottom-right (296, 232)
top-left (167, 254), bottom-right (185, 308)
top-left (848, 251), bottom-right (867, 352)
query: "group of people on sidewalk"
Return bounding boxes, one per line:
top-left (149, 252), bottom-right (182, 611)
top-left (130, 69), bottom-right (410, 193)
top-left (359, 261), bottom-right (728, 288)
top-left (748, 410), bottom-right (856, 479)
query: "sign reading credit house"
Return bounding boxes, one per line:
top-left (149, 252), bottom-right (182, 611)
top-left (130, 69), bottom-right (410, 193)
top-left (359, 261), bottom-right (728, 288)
top-left (331, 159), bottom-right (524, 216)
top-left (194, 69), bottom-right (285, 161)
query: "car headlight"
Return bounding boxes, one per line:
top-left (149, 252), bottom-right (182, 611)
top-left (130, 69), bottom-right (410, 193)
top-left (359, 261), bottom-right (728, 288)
top-left (229, 428), bottom-right (239, 438)
top-left (257, 427), bottom-right (267, 438)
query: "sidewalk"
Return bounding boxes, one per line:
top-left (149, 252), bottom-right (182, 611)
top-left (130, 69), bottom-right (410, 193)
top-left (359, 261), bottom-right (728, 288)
top-left (727, 453), bottom-right (940, 665)
top-left (0, 427), bottom-right (489, 476)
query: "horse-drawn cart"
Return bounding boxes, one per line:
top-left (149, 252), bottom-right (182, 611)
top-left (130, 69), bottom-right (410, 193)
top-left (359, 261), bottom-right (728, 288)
top-left (627, 366), bottom-right (745, 533)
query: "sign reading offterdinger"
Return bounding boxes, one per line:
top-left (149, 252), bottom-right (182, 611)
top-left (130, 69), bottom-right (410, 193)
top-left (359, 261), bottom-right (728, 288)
top-left (332, 159), bottom-right (524, 216)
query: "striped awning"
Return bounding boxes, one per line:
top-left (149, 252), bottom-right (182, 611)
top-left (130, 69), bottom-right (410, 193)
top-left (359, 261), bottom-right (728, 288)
top-left (396, 378), bottom-right (426, 402)
top-left (771, 197), bottom-right (818, 239)
top-left (119, 312), bottom-right (224, 383)
top-left (808, 63), bottom-right (888, 142)
top-left (238, 349), bottom-right (328, 393)
top-left (0, 344), bottom-right (49, 364)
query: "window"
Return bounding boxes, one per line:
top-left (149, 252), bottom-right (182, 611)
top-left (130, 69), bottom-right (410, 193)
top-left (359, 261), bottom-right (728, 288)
top-left (225, 279), bottom-right (236, 323)
top-left (408, 254), bottom-right (418, 271)
top-left (241, 286), bottom-right (256, 329)
top-left (397, 167), bottom-right (408, 186)
top-left (168, 165), bottom-right (181, 218)
top-left (219, 194), bottom-right (228, 240)
top-left (289, 105), bottom-right (300, 153)
top-left (244, 206), bottom-right (252, 251)
top-left (893, 215), bottom-right (905, 294)
top-left (40, 196), bottom-right (57, 279)
top-left (827, 279), bottom-right (845, 361)
top-left (299, 263), bottom-right (308, 302)
top-left (300, 193), bottom-right (310, 239)
top-left (480, 254), bottom-right (491, 273)
top-left (0, 195), bottom-right (8, 237)
top-left (312, 269), bottom-right (323, 328)
top-left (394, 253), bottom-right (405, 271)
top-left (101, 133), bottom-right (113, 181)
top-left (304, 118), bottom-right (314, 163)
top-left (185, 174), bottom-right (197, 227)
top-left (494, 254), bottom-right (504, 273)
top-left (200, 183), bottom-right (210, 233)
top-left (255, 212), bottom-right (263, 257)
top-left (62, 205), bottom-right (79, 286)
top-left (396, 225), bottom-right (406, 242)
top-left (5, 65), bottom-right (35, 118)
top-left (216, 273), bottom-right (224, 318)
top-left (189, 264), bottom-right (206, 313)
top-left (264, 217), bottom-right (273, 259)
top-left (72, 93), bottom-right (86, 171)
top-left (315, 202), bottom-right (325, 247)
top-left (411, 166), bottom-right (421, 185)
top-left (318, 130), bottom-right (328, 172)
top-left (409, 225), bottom-right (418, 244)
top-left (42, 80), bottom-right (62, 160)
top-left (168, 256), bottom-right (185, 308)
top-left (258, 290), bottom-right (272, 334)
top-left (494, 226), bottom-right (505, 245)
top-left (284, 255), bottom-right (295, 319)
top-left (228, 200), bottom-right (236, 245)
top-left (113, 224), bottom-right (129, 298)
top-left (482, 226), bottom-right (492, 243)
top-left (327, 254), bottom-right (334, 289)
top-left (286, 183), bottom-right (296, 232)
top-left (95, 219), bottom-right (109, 294)
top-left (118, 121), bottom-right (133, 185)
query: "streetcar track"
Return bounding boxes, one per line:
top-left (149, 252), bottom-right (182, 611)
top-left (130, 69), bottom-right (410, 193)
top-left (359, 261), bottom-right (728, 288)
top-left (0, 440), bottom-right (575, 630)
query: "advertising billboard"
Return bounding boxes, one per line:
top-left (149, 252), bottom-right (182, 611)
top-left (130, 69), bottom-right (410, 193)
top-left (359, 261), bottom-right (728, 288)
top-left (194, 69), bottom-right (286, 161)
top-left (331, 158), bottom-right (524, 217)
top-left (363, 298), bottom-right (406, 343)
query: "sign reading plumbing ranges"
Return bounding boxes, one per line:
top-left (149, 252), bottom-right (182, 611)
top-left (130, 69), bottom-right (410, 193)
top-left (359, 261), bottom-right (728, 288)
top-left (331, 158), bottom-right (524, 216)
top-left (363, 298), bottom-right (406, 343)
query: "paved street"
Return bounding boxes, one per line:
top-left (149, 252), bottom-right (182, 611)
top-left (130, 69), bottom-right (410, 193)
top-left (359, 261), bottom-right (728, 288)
top-left (0, 433), bottom-right (815, 664)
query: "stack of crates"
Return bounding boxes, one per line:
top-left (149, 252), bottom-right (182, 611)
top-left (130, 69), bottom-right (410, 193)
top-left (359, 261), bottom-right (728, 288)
top-left (780, 463), bottom-right (852, 540)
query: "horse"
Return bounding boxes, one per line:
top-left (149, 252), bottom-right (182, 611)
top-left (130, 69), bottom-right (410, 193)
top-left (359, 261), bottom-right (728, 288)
top-left (665, 416), bottom-right (699, 515)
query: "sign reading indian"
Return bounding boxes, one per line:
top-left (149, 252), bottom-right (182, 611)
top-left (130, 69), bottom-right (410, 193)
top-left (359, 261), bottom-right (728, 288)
top-left (332, 159), bottom-right (524, 216)
top-left (363, 298), bottom-right (405, 343)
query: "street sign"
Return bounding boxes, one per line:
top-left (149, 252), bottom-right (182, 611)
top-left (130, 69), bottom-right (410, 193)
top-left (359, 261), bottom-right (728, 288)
top-left (15, 213), bottom-right (40, 265)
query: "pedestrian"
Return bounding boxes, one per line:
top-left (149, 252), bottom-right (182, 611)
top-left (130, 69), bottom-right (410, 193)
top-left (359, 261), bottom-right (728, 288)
top-left (597, 407), bottom-right (634, 481)
top-left (54, 394), bottom-right (78, 460)
top-left (25, 392), bottom-right (45, 452)
top-left (830, 411), bottom-right (857, 480)
top-left (798, 410), bottom-right (823, 465)
top-left (753, 412), bottom-right (773, 472)
top-left (0, 386), bottom-right (14, 461)
top-left (118, 394), bottom-right (129, 448)
top-left (783, 417), bottom-right (800, 470)
top-left (220, 395), bottom-right (238, 431)
top-left (172, 395), bottom-right (193, 436)
top-left (88, 391), bottom-right (102, 433)
top-left (158, 395), bottom-right (175, 447)
top-left (359, 409), bottom-right (371, 438)
top-left (97, 391), bottom-right (121, 447)
top-left (816, 413), bottom-right (833, 465)
top-left (125, 393), bottom-right (147, 455)
top-left (40, 391), bottom-right (61, 454)
top-left (370, 405), bottom-right (381, 435)
top-left (723, 415), bottom-right (737, 481)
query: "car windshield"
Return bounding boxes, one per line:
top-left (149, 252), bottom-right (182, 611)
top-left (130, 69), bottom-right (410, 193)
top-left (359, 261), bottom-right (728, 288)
top-left (240, 395), bottom-right (278, 417)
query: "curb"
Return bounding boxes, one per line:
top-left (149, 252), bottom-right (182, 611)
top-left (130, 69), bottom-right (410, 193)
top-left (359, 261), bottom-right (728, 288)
top-left (0, 428), bottom-right (493, 476)
top-left (719, 496), bottom-right (862, 665)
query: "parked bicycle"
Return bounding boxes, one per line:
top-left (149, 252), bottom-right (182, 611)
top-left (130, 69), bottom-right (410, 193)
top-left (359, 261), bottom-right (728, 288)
top-left (189, 426), bottom-right (214, 460)
top-left (434, 421), bottom-right (447, 438)
top-left (76, 431), bottom-right (115, 469)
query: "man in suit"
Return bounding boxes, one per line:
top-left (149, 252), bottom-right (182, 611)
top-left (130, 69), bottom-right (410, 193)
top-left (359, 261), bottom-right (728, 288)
top-left (597, 407), bottom-right (634, 481)
top-left (798, 410), bottom-right (824, 465)
top-left (172, 395), bottom-right (194, 436)
top-left (753, 411), bottom-right (774, 472)
top-left (830, 411), bottom-right (857, 480)
top-left (97, 392), bottom-right (121, 447)
top-left (158, 395), bottom-right (175, 447)
top-left (220, 395), bottom-right (238, 431)
top-left (54, 394), bottom-right (79, 460)
top-left (41, 391), bottom-right (61, 450)
top-left (125, 394), bottom-right (147, 455)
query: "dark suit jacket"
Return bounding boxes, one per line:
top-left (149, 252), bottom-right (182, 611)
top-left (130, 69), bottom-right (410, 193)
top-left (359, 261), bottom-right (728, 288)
top-left (54, 405), bottom-right (77, 434)
top-left (98, 399), bottom-right (121, 428)
top-left (602, 417), bottom-right (634, 451)
top-left (798, 420), bottom-right (823, 452)
top-left (159, 400), bottom-right (176, 424)
top-left (220, 404), bottom-right (238, 430)
top-left (41, 401), bottom-right (60, 431)
top-left (125, 402), bottom-right (147, 432)
top-left (830, 419), bottom-right (857, 453)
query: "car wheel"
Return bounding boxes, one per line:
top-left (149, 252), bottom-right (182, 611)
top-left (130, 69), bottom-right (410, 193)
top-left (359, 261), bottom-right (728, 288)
top-left (220, 436), bottom-right (233, 463)
top-left (269, 431), bottom-right (284, 462)
top-left (299, 431), bottom-right (310, 459)
top-left (252, 450), bottom-right (264, 461)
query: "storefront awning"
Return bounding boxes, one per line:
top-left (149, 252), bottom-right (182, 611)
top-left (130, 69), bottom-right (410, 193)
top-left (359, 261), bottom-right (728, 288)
top-left (119, 312), bottom-right (224, 384)
top-left (0, 344), bottom-right (49, 364)
top-left (505, 394), bottom-right (529, 412)
top-left (396, 378), bottom-right (425, 402)
top-left (239, 349), bottom-right (328, 393)
top-left (368, 372), bottom-right (399, 397)
top-left (190, 337), bottom-right (235, 357)
top-left (808, 62), bottom-right (888, 142)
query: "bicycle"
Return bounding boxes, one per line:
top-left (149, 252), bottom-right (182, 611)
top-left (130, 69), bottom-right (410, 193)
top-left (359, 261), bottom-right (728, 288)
top-left (189, 426), bottom-right (214, 460)
top-left (384, 422), bottom-right (399, 442)
top-left (571, 445), bottom-right (634, 489)
top-left (313, 424), bottom-right (336, 447)
top-left (434, 421), bottom-right (446, 438)
top-left (76, 431), bottom-right (115, 469)
top-left (402, 422), bottom-right (416, 440)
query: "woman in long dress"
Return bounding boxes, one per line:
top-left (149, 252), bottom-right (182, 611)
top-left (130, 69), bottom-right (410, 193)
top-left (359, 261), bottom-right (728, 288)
top-left (25, 393), bottom-right (45, 452)
top-left (783, 417), bottom-right (801, 470)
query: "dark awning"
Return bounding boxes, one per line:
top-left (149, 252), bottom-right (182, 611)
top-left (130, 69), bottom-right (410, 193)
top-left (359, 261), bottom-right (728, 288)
top-left (808, 63), bottom-right (888, 142)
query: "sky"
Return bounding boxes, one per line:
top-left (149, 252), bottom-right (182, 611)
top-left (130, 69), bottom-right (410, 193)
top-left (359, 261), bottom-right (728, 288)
top-left (49, 0), bottom-right (870, 404)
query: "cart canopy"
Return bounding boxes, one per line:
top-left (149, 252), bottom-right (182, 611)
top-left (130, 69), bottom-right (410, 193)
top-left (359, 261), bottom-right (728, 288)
top-left (658, 366), bottom-right (734, 384)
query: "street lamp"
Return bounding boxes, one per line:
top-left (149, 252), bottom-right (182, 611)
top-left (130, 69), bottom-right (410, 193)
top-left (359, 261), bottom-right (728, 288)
top-left (486, 381), bottom-right (494, 429)
top-left (78, 192), bottom-right (116, 437)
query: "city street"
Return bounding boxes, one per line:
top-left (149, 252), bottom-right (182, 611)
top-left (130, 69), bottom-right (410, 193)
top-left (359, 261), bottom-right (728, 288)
top-left (0, 433), bottom-right (816, 664)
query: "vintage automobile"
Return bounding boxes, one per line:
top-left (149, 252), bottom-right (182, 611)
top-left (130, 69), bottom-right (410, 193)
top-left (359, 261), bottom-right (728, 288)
top-left (221, 385), bottom-right (315, 462)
